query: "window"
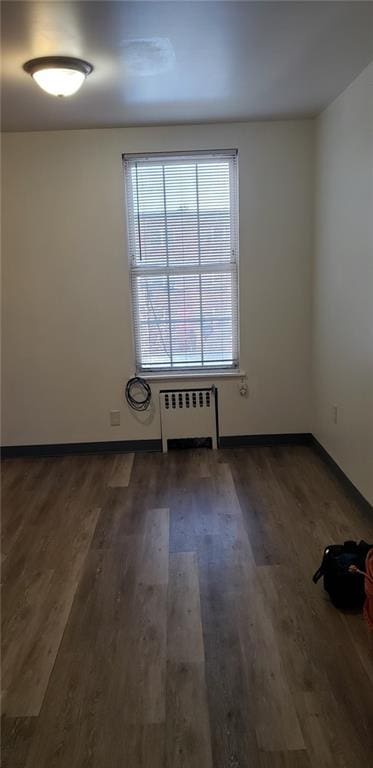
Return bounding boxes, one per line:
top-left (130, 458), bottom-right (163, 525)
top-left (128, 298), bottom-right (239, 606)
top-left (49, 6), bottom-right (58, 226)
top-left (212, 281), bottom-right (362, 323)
top-left (124, 150), bottom-right (239, 373)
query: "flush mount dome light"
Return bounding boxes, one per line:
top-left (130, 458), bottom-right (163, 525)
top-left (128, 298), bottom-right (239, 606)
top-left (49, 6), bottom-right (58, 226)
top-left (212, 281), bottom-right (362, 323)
top-left (23, 56), bottom-right (93, 97)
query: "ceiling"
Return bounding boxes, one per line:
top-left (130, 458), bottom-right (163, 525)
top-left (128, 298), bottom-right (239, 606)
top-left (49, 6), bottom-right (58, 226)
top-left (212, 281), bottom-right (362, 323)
top-left (2, 1), bottom-right (373, 132)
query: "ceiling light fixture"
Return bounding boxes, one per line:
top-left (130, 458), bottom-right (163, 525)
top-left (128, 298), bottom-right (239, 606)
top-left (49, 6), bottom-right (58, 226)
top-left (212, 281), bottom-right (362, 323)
top-left (23, 56), bottom-right (93, 97)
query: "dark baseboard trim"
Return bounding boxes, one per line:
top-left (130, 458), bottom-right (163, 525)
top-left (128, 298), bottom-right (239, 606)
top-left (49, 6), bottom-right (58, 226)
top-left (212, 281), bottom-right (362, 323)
top-left (219, 433), bottom-right (312, 448)
top-left (1, 439), bottom-right (162, 459)
top-left (310, 436), bottom-right (372, 514)
top-left (1, 433), bottom-right (312, 458)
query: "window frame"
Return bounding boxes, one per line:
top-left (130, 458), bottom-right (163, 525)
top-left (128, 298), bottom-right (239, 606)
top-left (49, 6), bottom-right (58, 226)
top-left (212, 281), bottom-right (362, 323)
top-left (123, 149), bottom-right (240, 375)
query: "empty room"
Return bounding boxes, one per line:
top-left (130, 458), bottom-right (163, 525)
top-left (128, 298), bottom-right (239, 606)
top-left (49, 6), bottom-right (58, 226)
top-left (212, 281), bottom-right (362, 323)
top-left (1, 1), bottom-right (373, 766)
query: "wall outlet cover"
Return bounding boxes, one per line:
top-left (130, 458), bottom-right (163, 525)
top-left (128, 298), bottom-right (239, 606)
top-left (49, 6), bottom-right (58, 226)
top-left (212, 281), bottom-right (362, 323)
top-left (110, 410), bottom-right (120, 426)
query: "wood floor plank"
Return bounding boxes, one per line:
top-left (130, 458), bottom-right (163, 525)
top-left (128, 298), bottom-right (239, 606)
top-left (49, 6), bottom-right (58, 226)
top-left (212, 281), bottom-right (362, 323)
top-left (294, 688), bottom-right (371, 768)
top-left (229, 448), bottom-right (284, 566)
top-left (91, 486), bottom-right (147, 547)
top-left (169, 489), bottom-right (199, 553)
top-left (98, 724), bottom-right (165, 768)
top-left (258, 750), bottom-right (311, 768)
top-left (119, 581), bottom-right (168, 725)
top-left (107, 452), bottom-right (134, 487)
top-left (191, 447), bottom-right (212, 478)
top-left (166, 662), bottom-right (213, 768)
top-left (197, 514), bottom-right (260, 763)
top-left (250, 567), bottom-right (305, 752)
top-left (166, 551), bottom-right (212, 766)
top-left (141, 507), bottom-right (169, 586)
top-left (201, 601), bottom-right (259, 768)
top-left (1, 717), bottom-right (37, 768)
top-left (168, 552), bottom-right (204, 663)
top-left (340, 611), bottom-right (373, 684)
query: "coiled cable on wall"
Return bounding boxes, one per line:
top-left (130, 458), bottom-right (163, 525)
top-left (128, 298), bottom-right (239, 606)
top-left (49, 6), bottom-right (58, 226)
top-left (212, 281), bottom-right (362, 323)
top-left (125, 376), bottom-right (152, 411)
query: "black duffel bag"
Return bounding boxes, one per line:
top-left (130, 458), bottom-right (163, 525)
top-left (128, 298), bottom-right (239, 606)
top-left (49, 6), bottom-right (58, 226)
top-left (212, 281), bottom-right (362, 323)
top-left (312, 540), bottom-right (372, 610)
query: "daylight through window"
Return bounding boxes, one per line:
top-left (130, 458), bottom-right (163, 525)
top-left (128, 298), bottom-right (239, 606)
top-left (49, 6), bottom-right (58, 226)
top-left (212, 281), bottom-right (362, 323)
top-left (124, 150), bottom-right (239, 372)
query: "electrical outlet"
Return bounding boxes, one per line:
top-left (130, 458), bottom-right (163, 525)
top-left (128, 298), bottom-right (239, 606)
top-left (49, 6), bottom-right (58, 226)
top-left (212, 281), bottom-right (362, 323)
top-left (332, 405), bottom-right (338, 425)
top-left (239, 376), bottom-right (249, 397)
top-left (110, 410), bottom-right (120, 427)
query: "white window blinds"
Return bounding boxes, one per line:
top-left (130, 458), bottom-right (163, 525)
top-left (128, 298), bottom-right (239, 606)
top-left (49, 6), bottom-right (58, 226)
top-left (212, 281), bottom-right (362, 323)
top-left (124, 150), bottom-right (239, 372)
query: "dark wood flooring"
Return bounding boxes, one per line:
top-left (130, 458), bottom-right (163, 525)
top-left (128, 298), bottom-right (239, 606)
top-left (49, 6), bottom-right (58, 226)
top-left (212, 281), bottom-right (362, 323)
top-left (2, 446), bottom-right (373, 767)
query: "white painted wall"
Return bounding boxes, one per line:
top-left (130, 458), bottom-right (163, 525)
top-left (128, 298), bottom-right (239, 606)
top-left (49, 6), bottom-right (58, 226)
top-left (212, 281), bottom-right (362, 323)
top-left (1, 121), bottom-right (313, 446)
top-left (313, 62), bottom-right (373, 504)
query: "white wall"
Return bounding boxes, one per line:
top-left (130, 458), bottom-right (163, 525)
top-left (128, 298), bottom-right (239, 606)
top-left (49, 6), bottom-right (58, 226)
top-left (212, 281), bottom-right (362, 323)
top-left (313, 62), bottom-right (373, 504)
top-left (1, 121), bottom-right (314, 446)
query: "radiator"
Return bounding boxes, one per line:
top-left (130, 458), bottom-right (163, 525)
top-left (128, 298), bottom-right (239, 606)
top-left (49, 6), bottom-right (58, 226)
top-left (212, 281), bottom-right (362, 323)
top-left (159, 387), bottom-right (218, 453)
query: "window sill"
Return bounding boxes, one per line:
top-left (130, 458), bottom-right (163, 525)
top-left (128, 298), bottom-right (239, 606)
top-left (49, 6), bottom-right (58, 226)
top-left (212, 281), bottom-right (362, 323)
top-left (141, 370), bottom-right (246, 382)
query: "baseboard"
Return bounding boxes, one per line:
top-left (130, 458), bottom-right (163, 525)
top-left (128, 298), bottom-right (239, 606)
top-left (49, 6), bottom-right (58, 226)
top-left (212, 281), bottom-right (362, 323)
top-left (219, 433), bottom-right (312, 448)
top-left (2, 432), bottom-right (313, 459)
top-left (1, 439), bottom-right (162, 459)
top-left (310, 436), bottom-right (372, 514)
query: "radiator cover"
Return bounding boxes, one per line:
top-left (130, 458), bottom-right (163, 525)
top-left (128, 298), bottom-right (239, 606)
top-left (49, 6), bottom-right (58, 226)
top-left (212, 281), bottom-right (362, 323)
top-left (159, 387), bottom-right (218, 453)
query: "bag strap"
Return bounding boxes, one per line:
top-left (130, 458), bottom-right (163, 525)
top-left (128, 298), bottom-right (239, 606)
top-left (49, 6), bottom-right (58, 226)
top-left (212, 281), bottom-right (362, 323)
top-left (312, 546), bottom-right (332, 583)
top-left (312, 565), bottom-right (324, 584)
